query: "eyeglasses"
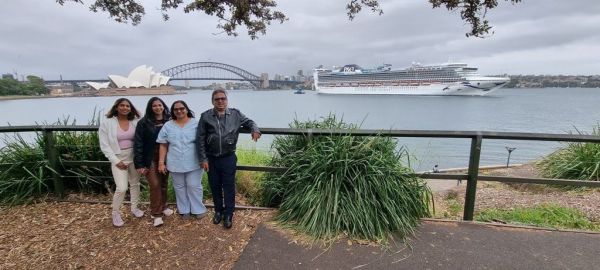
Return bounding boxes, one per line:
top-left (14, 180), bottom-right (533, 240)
top-left (173, 107), bottom-right (186, 112)
top-left (213, 97), bottom-right (227, 102)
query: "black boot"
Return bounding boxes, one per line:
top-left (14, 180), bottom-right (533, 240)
top-left (223, 215), bottom-right (233, 229)
top-left (213, 211), bottom-right (222, 224)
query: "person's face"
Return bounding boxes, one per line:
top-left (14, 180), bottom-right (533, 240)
top-left (212, 92), bottom-right (228, 111)
top-left (173, 102), bottom-right (188, 120)
top-left (151, 100), bottom-right (164, 116)
top-left (117, 100), bottom-right (131, 117)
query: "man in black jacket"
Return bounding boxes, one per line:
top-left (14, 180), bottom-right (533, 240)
top-left (196, 89), bottom-right (260, 229)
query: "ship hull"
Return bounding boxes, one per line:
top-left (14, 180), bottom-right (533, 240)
top-left (316, 78), bottom-right (508, 96)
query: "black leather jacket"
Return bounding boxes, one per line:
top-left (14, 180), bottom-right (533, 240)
top-left (196, 108), bottom-right (259, 162)
top-left (133, 117), bottom-right (167, 169)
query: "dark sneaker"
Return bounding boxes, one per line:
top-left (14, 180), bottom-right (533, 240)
top-left (180, 213), bottom-right (192, 220)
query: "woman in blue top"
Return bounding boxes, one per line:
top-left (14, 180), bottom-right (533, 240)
top-left (156, 100), bottom-right (207, 219)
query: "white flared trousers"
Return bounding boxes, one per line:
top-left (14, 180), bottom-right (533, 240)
top-left (110, 148), bottom-right (141, 213)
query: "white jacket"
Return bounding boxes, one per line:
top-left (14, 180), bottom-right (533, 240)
top-left (98, 117), bottom-right (139, 164)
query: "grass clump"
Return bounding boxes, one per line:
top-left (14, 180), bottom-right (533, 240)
top-left (0, 115), bottom-right (109, 205)
top-left (235, 147), bottom-right (271, 205)
top-left (0, 134), bottom-right (49, 205)
top-left (476, 203), bottom-right (599, 231)
top-left (439, 190), bottom-right (463, 219)
top-left (50, 115), bottom-right (110, 193)
top-left (537, 124), bottom-right (600, 181)
top-left (261, 115), bottom-right (432, 243)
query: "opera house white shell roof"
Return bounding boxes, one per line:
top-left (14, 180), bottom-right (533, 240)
top-left (86, 65), bottom-right (170, 90)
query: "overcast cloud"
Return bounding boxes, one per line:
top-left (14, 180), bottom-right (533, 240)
top-left (1, 0), bottom-right (599, 80)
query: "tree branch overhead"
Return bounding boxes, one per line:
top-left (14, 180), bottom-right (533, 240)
top-left (56, 0), bottom-right (523, 38)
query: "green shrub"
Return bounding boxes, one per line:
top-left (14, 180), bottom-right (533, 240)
top-left (0, 114), bottom-right (110, 205)
top-left (51, 115), bottom-right (110, 192)
top-left (261, 115), bottom-right (432, 242)
top-left (476, 203), bottom-right (599, 231)
top-left (0, 134), bottom-right (49, 205)
top-left (537, 124), bottom-right (600, 181)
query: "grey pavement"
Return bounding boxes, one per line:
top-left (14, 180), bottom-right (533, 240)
top-left (426, 179), bottom-right (464, 193)
top-left (234, 220), bottom-right (600, 270)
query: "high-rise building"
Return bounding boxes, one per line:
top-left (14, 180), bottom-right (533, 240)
top-left (260, 73), bottom-right (269, 89)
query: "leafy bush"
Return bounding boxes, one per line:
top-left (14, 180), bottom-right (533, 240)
top-left (537, 125), bottom-right (600, 181)
top-left (261, 115), bottom-right (432, 242)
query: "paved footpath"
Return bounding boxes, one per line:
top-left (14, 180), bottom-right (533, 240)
top-left (234, 220), bottom-right (600, 270)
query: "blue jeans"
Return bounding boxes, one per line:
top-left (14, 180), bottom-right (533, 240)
top-left (208, 153), bottom-right (237, 217)
top-left (171, 168), bottom-right (207, 215)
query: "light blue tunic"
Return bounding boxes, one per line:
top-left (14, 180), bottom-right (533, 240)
top-left (156, 120), bottom-right (200, 173)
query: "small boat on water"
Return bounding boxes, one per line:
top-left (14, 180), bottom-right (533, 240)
top-left (293, 87), bottom-right (305, 94)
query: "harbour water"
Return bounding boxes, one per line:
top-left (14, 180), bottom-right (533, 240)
top-left (1, 88), bottom-right (599, 171)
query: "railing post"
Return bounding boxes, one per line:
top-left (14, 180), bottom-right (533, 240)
top-left (44, 130), bottom-right (64, 197)
top-left (463, 135), bottom-right (482, 221)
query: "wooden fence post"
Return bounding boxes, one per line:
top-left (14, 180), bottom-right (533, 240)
top-left (463, 135), bottom-right (482, 221)
top-left (44, 130), bottom-right (64, 197)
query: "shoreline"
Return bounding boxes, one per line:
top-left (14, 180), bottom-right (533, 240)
top-left (0, 92), bottom-right (186, 101)
top-left (0, 95), bottom-right (58, 101)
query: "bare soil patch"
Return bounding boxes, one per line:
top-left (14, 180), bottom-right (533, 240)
top-left (0, 200), bottom-right (274, 269)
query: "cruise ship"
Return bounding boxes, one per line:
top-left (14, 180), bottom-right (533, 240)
top-left (313, 62), bottom-right (510, 96)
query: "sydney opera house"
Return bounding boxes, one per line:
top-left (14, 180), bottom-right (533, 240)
top-left (86, 65), bottom-right (175, 96)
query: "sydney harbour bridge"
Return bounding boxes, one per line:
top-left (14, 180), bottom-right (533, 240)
top-left (45, 62), bottom-right (304, 89)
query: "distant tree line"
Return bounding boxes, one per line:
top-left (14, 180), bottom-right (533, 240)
top-left (0, 74), bottom-right (48, 96)
top-left (505, 75), bottom-right (600, 88)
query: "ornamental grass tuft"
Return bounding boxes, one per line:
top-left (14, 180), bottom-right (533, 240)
top-left (261, 115), bottom-right (432, 242)
top-left (537, 124), bottom-right (600, 181)
top-left (0, 114), bottom-right (108, 205)
top-left (0, 134), bottom-right (49, 205)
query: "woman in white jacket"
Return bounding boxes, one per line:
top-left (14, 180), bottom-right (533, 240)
top-left (99, 98), bottom-right (143, 227)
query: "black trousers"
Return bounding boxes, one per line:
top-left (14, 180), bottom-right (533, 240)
top-left (207, 153), bottom-right (237, 216)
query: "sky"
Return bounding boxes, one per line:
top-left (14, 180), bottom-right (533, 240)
top-left (1, 0), bottom-right (599, 80)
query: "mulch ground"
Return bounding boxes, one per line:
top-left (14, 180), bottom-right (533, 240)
top-left (2, 163), bottom-right (599, 269)
top-left (0, 201), bottom-right (274, 269)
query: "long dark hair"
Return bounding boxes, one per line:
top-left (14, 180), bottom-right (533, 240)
top-left (105, 98), bottom-right (140, 120)
top-left (142, 97), bottom-right (170, 123)
top-left (170, 100), bottom-right (194, 119)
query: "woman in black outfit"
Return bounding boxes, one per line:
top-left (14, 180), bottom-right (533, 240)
top-left (134, 97), bottom-right (173, 227)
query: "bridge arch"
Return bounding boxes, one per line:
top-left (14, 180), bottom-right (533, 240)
top-left (161, 62), bottom-right (261, 88)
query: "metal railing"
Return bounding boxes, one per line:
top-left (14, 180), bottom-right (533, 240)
top-left (1, 125), bottom-right (599, 221)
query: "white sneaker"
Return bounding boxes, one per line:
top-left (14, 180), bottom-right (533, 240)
top-left (153, 217), bottom-right (164, 227)
top-left (112, 212), bottom-right (124, 227)
top-left (163, 208), bottom-right (174, 217)
top-left (131, 208), bottom-right (144, 218)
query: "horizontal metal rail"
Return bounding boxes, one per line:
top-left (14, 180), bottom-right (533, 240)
top-left (1, 125), bottom-right (599, 221)
top-left (2, 125), bottom-right (600, 143)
